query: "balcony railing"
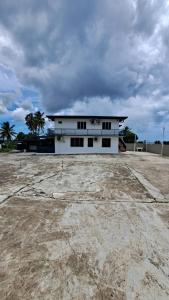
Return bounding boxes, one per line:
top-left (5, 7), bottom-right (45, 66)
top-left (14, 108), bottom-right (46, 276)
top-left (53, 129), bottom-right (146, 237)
top-left (48, 128), bottom-right (121, 136)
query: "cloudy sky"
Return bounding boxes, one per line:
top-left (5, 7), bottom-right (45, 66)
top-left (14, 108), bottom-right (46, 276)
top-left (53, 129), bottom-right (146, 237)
top-left (0, 0), bottom-right (169, 140)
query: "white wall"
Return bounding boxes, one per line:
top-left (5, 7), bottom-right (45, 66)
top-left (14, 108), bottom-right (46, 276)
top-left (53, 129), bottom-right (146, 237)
top-left (126, 143), bottom-right (135, 151)
top-left (126, 143), bottom-right (169, 156)
top-left (54, 118), bottom-right (119, 130)
top-left (146, 144), bottom-right (169, 156)
top-left (55, 136), bottom-right (119, 154)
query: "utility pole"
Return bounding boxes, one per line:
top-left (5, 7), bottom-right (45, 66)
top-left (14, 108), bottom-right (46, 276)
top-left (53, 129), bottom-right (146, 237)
top-left (161, 127), bottom-right (165, 156)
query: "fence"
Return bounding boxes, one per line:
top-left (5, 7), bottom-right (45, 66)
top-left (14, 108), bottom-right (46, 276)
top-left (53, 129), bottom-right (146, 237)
top-left (126, 143), bottom-right (169, 156)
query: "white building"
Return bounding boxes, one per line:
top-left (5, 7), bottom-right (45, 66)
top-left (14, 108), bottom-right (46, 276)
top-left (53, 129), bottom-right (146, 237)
top-left (47, 115), bottom-right (128, 154)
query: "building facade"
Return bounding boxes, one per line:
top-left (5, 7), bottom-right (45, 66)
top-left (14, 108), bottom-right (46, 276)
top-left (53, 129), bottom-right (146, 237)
top-left (47, 115), bottom-right (128, 154)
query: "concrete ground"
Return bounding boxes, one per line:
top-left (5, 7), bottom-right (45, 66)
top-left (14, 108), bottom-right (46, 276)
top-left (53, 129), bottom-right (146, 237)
top-left (0, 152), bottom-right (169, 300)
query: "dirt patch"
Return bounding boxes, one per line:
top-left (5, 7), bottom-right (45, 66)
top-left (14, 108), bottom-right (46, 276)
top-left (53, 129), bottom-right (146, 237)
top-left (101, 165), bottom-right (152, 200)
top-left (0, 164), bottom-right (17, 185)
top-left (94, 287), bottom-right (125, 300)
top-left (156, 208), bottom-right (169, 227)
top-left (67, 252), bottom-right (91, 276)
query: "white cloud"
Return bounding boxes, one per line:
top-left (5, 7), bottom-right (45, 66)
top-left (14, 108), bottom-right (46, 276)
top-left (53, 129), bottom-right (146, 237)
top-left (0, 99), bottom-right (8, 114)
top-left (10, 107), bottom-right (29, 121)
top-left (58, 95), bottom-right (169, 140)
top-left (0, 64), bottom-right (21, 94)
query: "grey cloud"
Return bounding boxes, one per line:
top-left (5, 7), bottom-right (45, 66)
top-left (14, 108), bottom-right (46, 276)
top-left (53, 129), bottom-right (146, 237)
top-left (0, 0), bottom-right (168, 119)
top-left (134, 0), bottom-right (165, 36)
top-left (0, 63), bottom-right (22, 116)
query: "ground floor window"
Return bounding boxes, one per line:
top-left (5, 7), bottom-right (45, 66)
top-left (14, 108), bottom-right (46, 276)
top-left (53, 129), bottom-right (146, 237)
top-left (70, 138), bottom-right (84, 147)
top-left (102, 138), bottom-right (111, 147)
top-left (88, 138), bottom-right (93, 147)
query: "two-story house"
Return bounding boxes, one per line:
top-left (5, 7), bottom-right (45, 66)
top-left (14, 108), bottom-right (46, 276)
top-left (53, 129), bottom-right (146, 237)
top-left (47, 115), bottom-right (128, 154)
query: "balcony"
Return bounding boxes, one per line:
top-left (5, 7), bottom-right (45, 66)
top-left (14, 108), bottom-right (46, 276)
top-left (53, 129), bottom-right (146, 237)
top-left (48, 128), bottom-right (121, 136)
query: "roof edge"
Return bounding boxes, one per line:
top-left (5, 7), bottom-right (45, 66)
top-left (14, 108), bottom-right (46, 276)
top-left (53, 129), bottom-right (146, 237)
top-left (46, 115), bottom-right (128, 121)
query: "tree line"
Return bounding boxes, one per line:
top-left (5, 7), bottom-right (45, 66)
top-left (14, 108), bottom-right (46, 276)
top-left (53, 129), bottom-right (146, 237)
top-left (0, 118), bottom-right (138, 143)
top-left (0, 111), bottom-right (45, 141)
top-left (1, 115), bottom-right (167, 144)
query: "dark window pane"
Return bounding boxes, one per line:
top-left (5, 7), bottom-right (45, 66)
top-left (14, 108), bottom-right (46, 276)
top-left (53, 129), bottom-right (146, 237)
top-left (102, 122), bottom-right (111, 130)
top-left (77, 122), bottom-right (86, 129)
top-left (88, 138), bottom-right (93, 147)
top-left (71, 138), bottom-right (84, 147)
top-left (79, 138), bottom-right (84, 147)
top-left (102, 138), bottom-right (111, 147)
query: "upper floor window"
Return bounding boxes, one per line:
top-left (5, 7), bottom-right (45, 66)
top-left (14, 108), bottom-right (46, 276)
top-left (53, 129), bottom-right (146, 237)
top-left (58, 121), bottom-right (62, 124)
top-left (102, 122), bottom-right (111, 130)
top-left (77, 121), bottom-right (86, 129)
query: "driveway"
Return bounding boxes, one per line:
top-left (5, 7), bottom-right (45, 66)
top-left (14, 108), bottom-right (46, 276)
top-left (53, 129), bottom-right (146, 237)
top-left (0, 152), bottom-right (169, 299)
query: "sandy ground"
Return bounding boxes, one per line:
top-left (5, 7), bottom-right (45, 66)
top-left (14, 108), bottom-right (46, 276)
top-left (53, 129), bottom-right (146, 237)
top-left (0, 152), bottom-right (169, 300)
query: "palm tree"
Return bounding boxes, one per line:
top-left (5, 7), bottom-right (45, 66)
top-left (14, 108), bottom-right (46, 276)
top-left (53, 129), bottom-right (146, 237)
top-left (25, 112), bottom-right (45, 135)
top-left (0, 122), bottom-right (16, 141)
top-left (34, 111), bottom-right (45, 135)
top-left (25, 113), bottom-right (36, 134)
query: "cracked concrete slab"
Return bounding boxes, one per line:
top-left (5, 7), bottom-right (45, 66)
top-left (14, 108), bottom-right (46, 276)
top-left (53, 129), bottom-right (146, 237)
top-left (0, 152), bottom-right (169, 299)
top-left (0, 195), bottom-right (8, 204)
top-left (129, 167), bottom-right (165, 201)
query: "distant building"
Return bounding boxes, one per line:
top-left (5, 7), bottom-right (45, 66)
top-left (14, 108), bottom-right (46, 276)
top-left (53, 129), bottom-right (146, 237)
top-left (47, 115), bottom-right (128, 154)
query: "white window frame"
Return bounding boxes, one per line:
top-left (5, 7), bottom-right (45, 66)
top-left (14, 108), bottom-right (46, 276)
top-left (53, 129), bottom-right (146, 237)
top-left (77, 121), bottom-right (86, 130)
top-left (102, 122), bottom-right (111, 130)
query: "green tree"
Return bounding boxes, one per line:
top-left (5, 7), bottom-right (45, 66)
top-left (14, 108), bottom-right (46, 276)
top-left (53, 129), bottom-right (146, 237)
top-left (0, 122), bottom-right (16, 141)
top-left (123, 126), bottom-right (138, 143)
top-left (34, 111), bottom-right (45, 135)
top-left (25, 113), bottom-right (36, 134)
top-left (25, 111), bottom-right (45, 135)
top-left (16, 132), bottom-right (26, 140)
